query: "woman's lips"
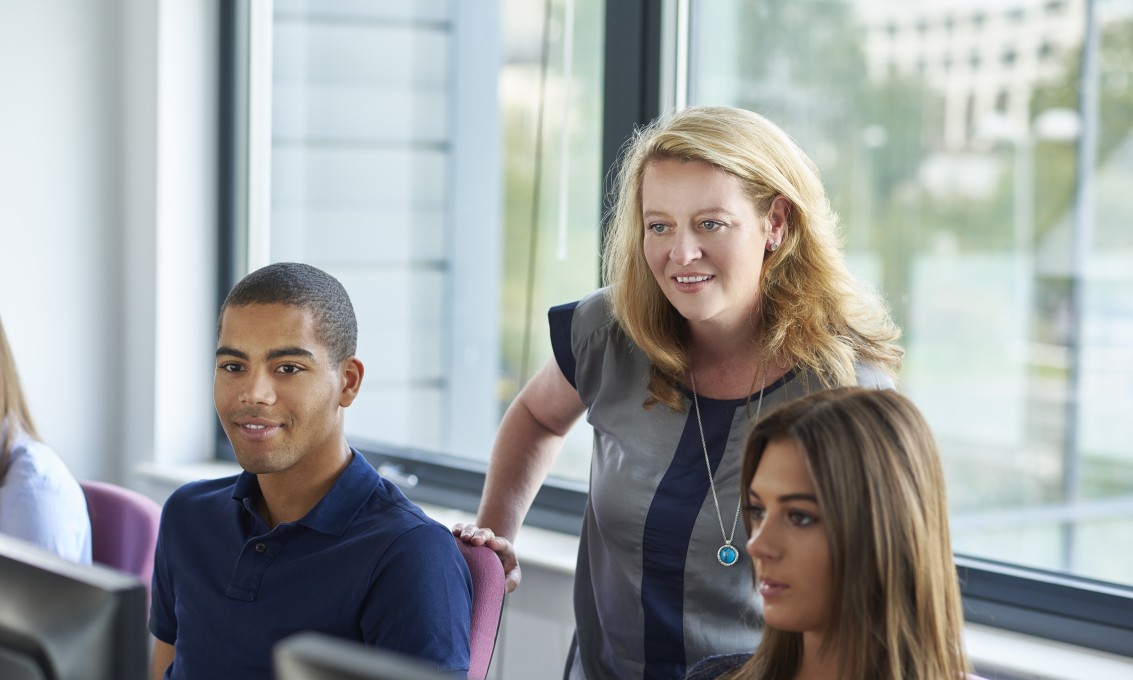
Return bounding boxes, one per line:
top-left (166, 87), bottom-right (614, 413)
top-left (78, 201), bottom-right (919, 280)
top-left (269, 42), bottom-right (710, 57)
top-left (759, 578), bottom-right (789, 598)
top-left (671, 273), bottom-right (714, 292)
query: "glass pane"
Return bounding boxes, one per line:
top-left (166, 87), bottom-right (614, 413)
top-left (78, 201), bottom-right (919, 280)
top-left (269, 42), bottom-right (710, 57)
top-left (499, 0), bottom-right (606, 483)
top-left (262, 0), bottom-right (603, 483)
top-left (689, 0), bottom-right (1133, 586)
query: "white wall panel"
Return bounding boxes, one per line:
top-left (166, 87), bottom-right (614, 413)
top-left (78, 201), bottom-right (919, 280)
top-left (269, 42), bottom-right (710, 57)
top-left (0, 0), bottom-right (122, 481)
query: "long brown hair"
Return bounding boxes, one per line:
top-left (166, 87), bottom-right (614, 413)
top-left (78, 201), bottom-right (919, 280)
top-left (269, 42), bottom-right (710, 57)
top-left (0, 316), bottom-right (40, 470)
top-left (731, 387), bottom-right (968, 680)
top-left (602, 106), bottom-right (902, 410)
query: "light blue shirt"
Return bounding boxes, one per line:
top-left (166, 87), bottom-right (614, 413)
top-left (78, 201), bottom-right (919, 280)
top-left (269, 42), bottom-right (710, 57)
top-left (0, 424), bottom-right (92, 564)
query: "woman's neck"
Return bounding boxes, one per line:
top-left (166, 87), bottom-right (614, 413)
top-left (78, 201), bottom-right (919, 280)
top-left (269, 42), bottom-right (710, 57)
top-left (795, 631), bottom-right (840, 680)
top-left (685, 328), bottom-right (790, 400)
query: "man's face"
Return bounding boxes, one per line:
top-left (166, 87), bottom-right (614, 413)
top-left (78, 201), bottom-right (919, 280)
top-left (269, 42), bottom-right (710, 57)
top-left (214, 303), bottom-right (357, 476)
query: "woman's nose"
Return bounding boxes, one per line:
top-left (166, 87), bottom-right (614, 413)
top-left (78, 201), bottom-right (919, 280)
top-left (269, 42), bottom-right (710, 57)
top-left (670, 227), bottom-right (701, 265)
top-left (747, 522), bottom-right (780, 562)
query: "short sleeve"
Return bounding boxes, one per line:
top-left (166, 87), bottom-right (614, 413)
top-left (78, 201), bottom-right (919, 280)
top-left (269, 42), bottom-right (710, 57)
top-left (360, 524), bottom-right (473, 673)
top-left (547, 289), bottom-right (640, 411)
top-left (549, 301), bottom-right (580, 388)
top-left (548, 289), bottom-right (617, 390)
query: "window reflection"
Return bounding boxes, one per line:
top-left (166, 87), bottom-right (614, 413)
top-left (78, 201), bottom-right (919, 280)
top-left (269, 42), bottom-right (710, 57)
top-left (690, 0), bottom-right (1133, 586)
top-left (499, 0), bottom-right (604, 482)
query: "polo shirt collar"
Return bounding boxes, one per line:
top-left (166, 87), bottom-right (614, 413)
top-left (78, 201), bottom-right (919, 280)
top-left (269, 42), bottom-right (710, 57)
top-left (231, 449), bottom-right (377, 536)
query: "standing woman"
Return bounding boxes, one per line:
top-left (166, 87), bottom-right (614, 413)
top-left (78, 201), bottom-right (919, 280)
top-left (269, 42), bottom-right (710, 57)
top-left (455, 106), bottom-right (903, 679)
top-left (687, 387), bottom-right (974, 680)
top-left (0, 316), bottom-right (91, 563)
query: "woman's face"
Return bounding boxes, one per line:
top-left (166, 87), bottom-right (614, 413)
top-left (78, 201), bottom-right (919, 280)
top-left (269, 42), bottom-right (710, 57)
top-left (641, 159), bottom-right (785, 335)
top-left (745, 436), bottom-right (832, 634)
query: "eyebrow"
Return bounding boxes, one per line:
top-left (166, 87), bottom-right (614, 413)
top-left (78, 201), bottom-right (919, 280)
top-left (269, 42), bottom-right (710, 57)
top-left (642, 207), bottom-right (736, 219)
top-left (747, 489), bottom-right (819, 504)
top-left (215, 346), bottom-right (316, 361)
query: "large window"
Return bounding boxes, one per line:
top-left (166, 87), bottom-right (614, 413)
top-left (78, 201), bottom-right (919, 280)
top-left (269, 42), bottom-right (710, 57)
top-left (687, 0), bottom-right (1133, 653)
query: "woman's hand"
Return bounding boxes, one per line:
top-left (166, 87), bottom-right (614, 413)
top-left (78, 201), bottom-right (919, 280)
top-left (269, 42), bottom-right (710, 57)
top-left (452, 522), bottom-right (522, 593)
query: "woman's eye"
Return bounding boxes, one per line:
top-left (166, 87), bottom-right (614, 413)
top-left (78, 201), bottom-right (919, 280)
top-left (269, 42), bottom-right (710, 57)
top-left (788, 511), bottom-right (817, 527)
top-left (745, 503), bottom-right (766, 524)
top-left (647, 222), bottom-right (668, 235)
top-left (701, 220), bottom-right (723, 231)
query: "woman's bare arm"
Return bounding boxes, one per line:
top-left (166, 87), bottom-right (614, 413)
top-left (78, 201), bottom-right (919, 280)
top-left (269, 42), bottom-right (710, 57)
top-left (453, 358), bottom-right (585, 592)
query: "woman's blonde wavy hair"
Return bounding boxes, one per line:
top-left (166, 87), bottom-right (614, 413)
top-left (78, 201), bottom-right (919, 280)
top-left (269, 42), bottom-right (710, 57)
top-left (731, 387), bottom-right (969, 680)
top-left (602, 106), bottom-right (902, 410)
top-left (0, 316), bottom-right (40, 470)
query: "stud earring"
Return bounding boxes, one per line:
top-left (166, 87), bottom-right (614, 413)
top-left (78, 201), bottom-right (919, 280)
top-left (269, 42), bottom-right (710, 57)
top-left (768, 242), bottom-right (780, 252)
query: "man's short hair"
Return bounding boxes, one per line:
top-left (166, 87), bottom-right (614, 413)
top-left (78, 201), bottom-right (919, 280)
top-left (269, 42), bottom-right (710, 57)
top-left (220, 262), bottom-right (357, 363)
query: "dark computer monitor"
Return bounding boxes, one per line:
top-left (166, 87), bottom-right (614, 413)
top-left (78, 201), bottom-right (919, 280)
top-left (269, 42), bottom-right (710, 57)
top-left (0, 533), bottom-right (148, 680)
top-left (274, 632), bottom-right (455, 680)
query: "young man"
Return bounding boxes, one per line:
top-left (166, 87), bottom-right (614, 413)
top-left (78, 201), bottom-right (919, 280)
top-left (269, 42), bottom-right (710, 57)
top-left (150, 263), bottom-right (472, 680)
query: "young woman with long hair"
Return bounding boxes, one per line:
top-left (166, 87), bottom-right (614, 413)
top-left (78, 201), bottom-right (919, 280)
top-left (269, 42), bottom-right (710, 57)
top-left (688, 387), bottom-right (975, 680)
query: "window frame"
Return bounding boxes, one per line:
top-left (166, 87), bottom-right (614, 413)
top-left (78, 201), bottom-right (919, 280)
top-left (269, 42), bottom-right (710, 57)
top-left (217, 0), bottom-right (1133, 656)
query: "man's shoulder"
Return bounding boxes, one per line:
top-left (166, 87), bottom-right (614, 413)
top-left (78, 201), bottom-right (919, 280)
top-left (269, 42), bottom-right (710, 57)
top-left (165, 474), bottom-right (241, 511)
top-left (354, 482), bottom-right (445, 539)
top-left (348, 484), bottom-right (463, 562)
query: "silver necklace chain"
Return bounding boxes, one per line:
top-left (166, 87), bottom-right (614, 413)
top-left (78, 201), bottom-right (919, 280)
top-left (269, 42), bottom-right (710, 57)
top-left (690, 366), bottom-right (767, 563)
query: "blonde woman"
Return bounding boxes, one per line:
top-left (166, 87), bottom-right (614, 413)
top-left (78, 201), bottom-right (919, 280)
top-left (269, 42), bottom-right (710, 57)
top-left (687, 387), bottom-right (976, 680)
top-left (455, 106), bottom-right (903, 679)
top-left (0, 316), bottom-right (91, 563)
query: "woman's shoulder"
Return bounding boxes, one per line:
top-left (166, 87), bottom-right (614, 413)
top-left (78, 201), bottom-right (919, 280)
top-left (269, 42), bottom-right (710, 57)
top-left (551, 288), bottom-right (621, 347)
top-left (0, 436), bottom-right (88, 541)
top-left (2, 434), bottom-right (79, 491)
top-left (564, 288), bottom-right (615, 330)
top-left (685, 653), bottom-right (750, 680)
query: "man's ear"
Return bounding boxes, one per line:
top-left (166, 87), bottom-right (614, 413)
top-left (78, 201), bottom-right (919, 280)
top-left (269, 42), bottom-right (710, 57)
top-left (766, 195), bottom-right (791, 250)
top-left (339, 357), bottom-right (364, 407)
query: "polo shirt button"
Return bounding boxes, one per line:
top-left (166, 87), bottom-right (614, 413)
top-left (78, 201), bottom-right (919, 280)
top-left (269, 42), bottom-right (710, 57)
top-left (255, 542), bottom-right (267, 553)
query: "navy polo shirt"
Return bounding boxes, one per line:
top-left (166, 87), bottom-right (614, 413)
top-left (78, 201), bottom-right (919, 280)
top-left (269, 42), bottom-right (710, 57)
top-left (150, 451), bottom-right (472, 679)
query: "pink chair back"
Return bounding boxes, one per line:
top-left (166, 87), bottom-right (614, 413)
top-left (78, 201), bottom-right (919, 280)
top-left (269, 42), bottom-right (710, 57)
top-left (80, 480), bottom-right (163, 607)
top-left (456, 539), bottom-right (505, 680)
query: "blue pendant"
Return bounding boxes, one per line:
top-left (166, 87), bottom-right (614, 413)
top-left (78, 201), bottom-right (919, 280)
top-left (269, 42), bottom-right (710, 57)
top-left (717, 544), bottom-right (738, 566)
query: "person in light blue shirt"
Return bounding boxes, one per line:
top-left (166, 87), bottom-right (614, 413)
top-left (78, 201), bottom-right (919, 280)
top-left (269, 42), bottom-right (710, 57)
top-left (0, 316), bottom-right (92, 564)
